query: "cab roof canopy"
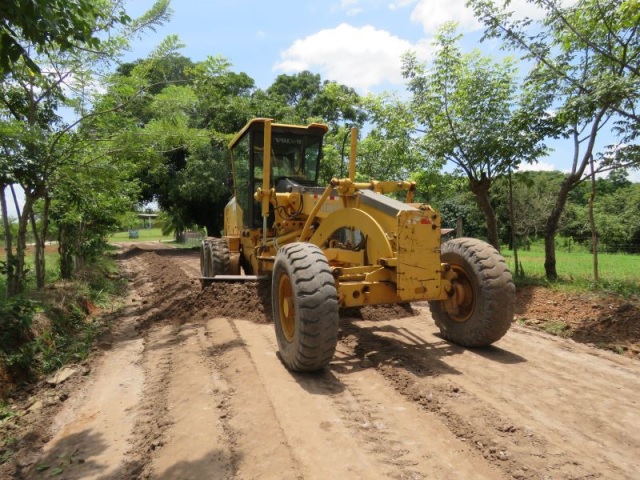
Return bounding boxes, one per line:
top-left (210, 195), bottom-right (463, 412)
top-left (228, 118), bottom-right (329, 150)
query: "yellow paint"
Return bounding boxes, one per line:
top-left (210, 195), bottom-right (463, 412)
top-left (223, 118), bottom-right (458, 310)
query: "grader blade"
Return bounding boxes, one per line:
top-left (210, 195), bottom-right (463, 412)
top-left (200, 275), bottom-right (266, 281)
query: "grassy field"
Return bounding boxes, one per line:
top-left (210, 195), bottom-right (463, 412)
top-left (107, 228), bottom-right (174, 243)
top-left (502, 243), bottom-right (640, 295)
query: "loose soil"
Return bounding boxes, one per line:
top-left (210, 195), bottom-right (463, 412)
top-left (1, 243), bottom-right (638, 479)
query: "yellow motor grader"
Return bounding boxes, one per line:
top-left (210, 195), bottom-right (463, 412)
top-left (201, 118), bottom-right (514, 372)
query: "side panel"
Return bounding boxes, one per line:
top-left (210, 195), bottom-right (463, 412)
top-left (396, 210), bottom-right (442, 301)
top-left (223, 196), bottom-right (242, 237)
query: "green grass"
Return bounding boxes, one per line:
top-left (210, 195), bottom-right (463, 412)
top-left (502, 243), bottom-right (640, 296)
top-left (107, 227), bottom-right (174, 243)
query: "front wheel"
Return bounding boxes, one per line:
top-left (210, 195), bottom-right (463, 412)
top-left (272, 242), bottom-right (339, 372)
top-left (429, 238), bottom-right (515, 347)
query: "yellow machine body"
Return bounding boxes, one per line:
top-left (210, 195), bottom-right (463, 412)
top-left (221, 118), bottom-right (452, 309)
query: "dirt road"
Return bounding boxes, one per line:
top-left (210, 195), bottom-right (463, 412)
top-left (8, 244), bottom-right (640, 479)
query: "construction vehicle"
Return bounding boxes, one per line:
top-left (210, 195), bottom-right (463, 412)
top-left (201, 118), bottom-right (515, 372)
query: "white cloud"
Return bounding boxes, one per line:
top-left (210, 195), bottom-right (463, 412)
top-left (411, 0), bottom-right (480, 34)
top-left (336, 0), bottom-right (363, 15)
top-left (388, 0), bottom-right (418, 11)
top-left (274, 23), bottom-right (432, 91)
top-left (409, 0), bottom-right (577, 34)
top-left (518, 161), bottom-right (556, 173)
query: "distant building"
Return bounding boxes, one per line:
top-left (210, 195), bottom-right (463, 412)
top-left (137, 213), bottom-right (158, 229)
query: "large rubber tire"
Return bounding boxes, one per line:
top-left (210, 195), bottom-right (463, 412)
top-left (272, 242), bottom-right (339, 372)
top-left (429, 237), bottom-right (515, 347)
top-left (208, 238), bottom-right (231, 276)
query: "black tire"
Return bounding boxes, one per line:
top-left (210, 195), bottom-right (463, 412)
top-left (272, 242), bottom-right (339, 372)
top-left (429, 237), bottom-right (514, 347)
top-left (208, 238), bottom-right (231, 276)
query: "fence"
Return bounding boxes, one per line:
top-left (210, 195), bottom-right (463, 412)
top-left (177, 231), bottom-right (204, 246)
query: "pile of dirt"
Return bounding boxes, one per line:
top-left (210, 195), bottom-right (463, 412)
top-left (516, 286), bottom-right (640, 357)
top-left (190, 283), bottom-right (417, 324)
top-left (127, 249), bottom-right (417, 327)
top-left (195, 282), bottom-right (273, 323)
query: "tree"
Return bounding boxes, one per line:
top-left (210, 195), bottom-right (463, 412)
top-left (51, 146), bottom-right (140, 277)
top-left (0, 0), bottom-right (171, 295)
top-left (492, 171), bottom-right (566, 247)
top-left (258, 71), bottom-right (366, 128)
top-left (0, 0), bottom-right (131, 74)
top-left (559, 171), bottom-right (640, 252)
top-left (403, 23), bottom-right (549, 250)
top-left (110, 54), bottom-right (249, 237)
top-left (469, 0), bottom-right (640, 278)
top-left (356, 92), bottom-right (428, 181)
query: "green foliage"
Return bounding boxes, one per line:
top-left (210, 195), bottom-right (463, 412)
top-left (557, 175), bottom-right (640, 252)
top-left (261, 71), bottom-right (366, 127)
top-left (0, 0), bottom-right (131, 74)
top-left (357, 92), bottom-right (431, 181)
top-left (469, 0), bottom-right (640, 277)
top-left (403, 24), bottom-right (549, 178)
top-left (491, 170), bottom-right (566, 244)
top-left (0, 296), bottom-right (39, 379)
top-left (542, 320), bottom-right (572, 338)
top-left (1, 0), bottom-right (172, 293)
top-left (402, 23), bottom-right (551, 249)
top-left (0, 255), bottom-right (128, 383)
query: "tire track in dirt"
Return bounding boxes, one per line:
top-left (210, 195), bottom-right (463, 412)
top-left (200, 317), bottom-right (303, 480)
top-left (148, 321), bottom-right (237, 479)
top-left (339, 314), bottom-right (640, 479)
top-left (337, 318), bottom-right (543, 479)
top-left (120, 323), bottom-right (176, 478)
top-left (232, 318), bottom-right (503, 479)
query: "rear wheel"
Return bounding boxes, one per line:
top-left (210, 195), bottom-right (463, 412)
top-left (429, 237), bottom-right (514, 347)
top-left (272, 242), bottom-right (339, 372)
top-left (208, 238), bottom-right (231, 276)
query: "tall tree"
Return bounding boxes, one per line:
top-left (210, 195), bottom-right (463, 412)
top-left (0, 0), bottom-right (171, 295)
top-left (403, 23), bottom-right (549, 250)
top-left (470, 0), bottom-right (640, 278)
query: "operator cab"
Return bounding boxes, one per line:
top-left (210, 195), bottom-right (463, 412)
top-left (229, 118), bottom-right (328, 228)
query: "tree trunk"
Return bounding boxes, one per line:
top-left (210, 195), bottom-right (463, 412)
top-left (58, 225), bottom-right (74, 280)
top-left (14, 193), bottom-right (35, 295)
top-left (588, 156), bottom-right (599, 284)
top-left (1, 185), bottom-right (17, 297)
top-left (544, 175), bottom-right (576, 280)
top-left (544, 110), bottom-right (607, 280)
top-left (29, 195), bottom-right (51, 290)
top-left (469, 176), bottom-right (500, 251)
top-left (29, 210), bottom-right (43, 289)
top-left (508, 169), bottom-right (519, 276)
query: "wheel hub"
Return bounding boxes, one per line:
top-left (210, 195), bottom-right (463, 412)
top-left (278, 274), bottom-right (296, 342)
top-left (443, 265), bottom-right (475, 322)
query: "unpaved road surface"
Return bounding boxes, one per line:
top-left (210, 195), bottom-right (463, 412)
top-left (6, 243), bottom-right (639, 479)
